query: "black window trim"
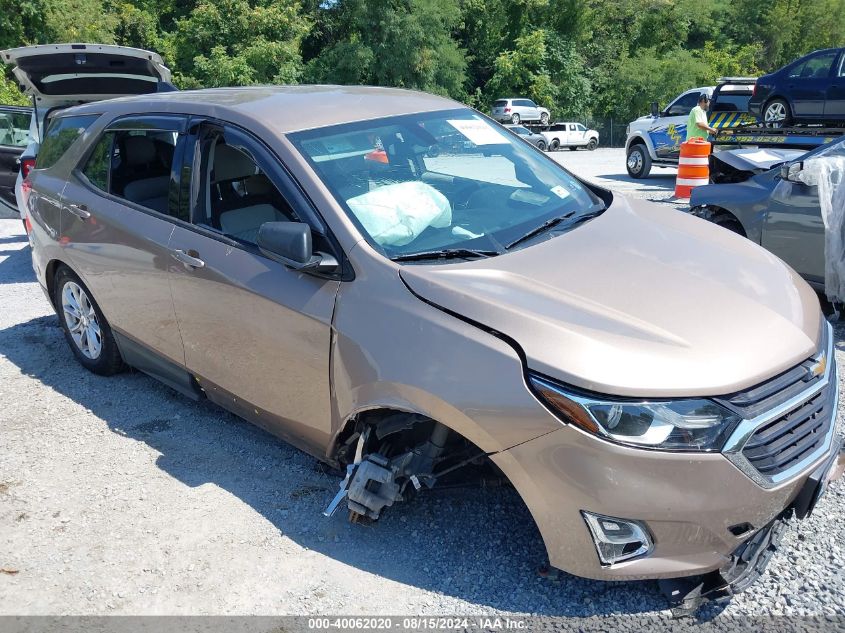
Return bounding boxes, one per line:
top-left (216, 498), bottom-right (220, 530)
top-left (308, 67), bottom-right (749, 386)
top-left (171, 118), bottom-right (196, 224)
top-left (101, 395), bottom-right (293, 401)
top-left (72, 112), bottom-right (190, 223)
top-left (34, 111), bottom-right (103, 171)
top-left (174, 116), bottom-right (352, 281)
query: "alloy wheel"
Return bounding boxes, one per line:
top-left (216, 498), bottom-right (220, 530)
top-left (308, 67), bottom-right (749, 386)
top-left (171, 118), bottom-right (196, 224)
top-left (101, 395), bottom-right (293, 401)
top-left (627, 149), bottom-right (643, 173)
top-left (764, 102), bottom-right (786, 126)
top-left (62, 281), bottom-right (103, 359)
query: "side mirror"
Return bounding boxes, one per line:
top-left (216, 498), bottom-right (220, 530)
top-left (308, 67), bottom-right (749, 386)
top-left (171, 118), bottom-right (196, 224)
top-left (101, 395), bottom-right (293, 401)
top-left (650, 101), bottom-right (659, 117)
top-left (257, 221), bottom-right (339, 274)
top-left (780, 161), bottom-right (804, 183)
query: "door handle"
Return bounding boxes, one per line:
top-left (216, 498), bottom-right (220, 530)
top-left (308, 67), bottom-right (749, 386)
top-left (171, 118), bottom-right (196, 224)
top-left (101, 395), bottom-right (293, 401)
top-left (171, 249), bottom-right (205, 269)
top-left (65, 203), bottom-right (91, 219)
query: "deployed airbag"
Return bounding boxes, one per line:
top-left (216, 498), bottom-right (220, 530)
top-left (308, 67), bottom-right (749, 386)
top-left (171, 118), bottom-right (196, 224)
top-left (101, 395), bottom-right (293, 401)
top-left (797, 145), bottom-right (845, 303)
top-left (346, 181), bottom-right (452, 247)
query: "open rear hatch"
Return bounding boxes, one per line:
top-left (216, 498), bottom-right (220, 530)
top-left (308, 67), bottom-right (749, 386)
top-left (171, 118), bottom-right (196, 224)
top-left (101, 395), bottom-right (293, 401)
top-left (2, 43), bottom-right (173, 106)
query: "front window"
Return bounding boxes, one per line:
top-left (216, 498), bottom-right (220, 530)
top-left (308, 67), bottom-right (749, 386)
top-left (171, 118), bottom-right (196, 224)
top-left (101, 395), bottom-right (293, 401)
top-left (0, 109), bottom-right (31, 148)
top-left (290, 109), bottom-right (603, 260)
top-left (789, 51), bottom-right (837, 79)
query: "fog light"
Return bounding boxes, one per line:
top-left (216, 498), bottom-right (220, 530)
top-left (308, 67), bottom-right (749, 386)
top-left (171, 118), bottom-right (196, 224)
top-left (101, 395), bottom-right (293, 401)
top-left (581, 511), bottom-right (653, 565)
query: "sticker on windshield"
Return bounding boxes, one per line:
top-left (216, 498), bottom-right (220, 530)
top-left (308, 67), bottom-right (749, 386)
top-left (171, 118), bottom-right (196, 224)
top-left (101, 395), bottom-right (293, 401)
top-left (550, 185), bottom-right (571, 199)
top-left (447, 119), bottom-right (509, 145)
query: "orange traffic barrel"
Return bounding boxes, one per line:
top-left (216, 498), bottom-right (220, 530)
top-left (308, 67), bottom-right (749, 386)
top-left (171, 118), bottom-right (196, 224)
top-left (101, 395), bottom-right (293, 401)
top-left (674, 138), bottom-right (711, 198)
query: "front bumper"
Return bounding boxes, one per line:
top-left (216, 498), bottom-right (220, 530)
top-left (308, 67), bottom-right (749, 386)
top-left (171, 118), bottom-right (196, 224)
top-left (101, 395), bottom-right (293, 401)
top-left (491, 392), bottom-right (842, 582)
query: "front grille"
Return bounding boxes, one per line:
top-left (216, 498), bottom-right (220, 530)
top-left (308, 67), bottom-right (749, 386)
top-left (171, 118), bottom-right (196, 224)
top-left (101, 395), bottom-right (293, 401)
top-left (721, 324), bottom-right (838, 483)
top-left (740, 385), bottom-right (834, 476)
top-left (720, 355), bottom-right (825, 419)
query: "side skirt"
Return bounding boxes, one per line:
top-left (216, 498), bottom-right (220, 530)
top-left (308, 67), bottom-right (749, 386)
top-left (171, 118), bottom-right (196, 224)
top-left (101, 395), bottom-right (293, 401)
top-left (112, 331), bottom-right (204, 401)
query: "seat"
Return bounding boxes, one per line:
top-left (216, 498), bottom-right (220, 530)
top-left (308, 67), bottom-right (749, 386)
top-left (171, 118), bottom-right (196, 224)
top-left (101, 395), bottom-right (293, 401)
top-left (116, 135), bottom-right (172, 212)
top-left (219, 204), bottom-right (290, 243)
top-left (123, 175), bottom-right (170, 213)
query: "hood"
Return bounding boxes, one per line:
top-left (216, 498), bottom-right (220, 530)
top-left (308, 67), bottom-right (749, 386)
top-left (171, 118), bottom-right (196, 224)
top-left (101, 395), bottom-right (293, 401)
top-left (399, 196), bottom-right (821, 398)
top-left (713, 147), bottom-right (806, 173)
top-left (2, 44), bottom-right (172, 107)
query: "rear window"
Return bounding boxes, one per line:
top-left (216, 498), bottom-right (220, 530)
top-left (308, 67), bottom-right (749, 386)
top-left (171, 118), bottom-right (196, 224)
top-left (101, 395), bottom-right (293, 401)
top-left (36, 114), bottom-right (100, 169)
top-left (711, 91), bottom-right (752, 112)
top-left (493, 100), bottom-right (508, 107)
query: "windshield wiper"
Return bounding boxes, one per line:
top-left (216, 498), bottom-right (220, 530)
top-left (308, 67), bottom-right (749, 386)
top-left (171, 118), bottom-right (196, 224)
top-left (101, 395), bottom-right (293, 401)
top-left (505, 212), bottom-right (576, 250)
top-left (505, 207), bottom-right (605, 250)
top-left (391, 248), bottom-right (500, 262)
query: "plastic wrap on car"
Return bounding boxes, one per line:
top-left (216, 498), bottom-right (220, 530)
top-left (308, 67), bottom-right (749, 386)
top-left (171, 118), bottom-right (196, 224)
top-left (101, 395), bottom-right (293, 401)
top-left (796, 145), bottom-right (845, 303)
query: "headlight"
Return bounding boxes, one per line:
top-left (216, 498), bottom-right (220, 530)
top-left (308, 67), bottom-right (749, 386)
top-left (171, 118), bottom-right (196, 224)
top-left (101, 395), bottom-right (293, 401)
top-left (529, 374), bottom-right (740, 451)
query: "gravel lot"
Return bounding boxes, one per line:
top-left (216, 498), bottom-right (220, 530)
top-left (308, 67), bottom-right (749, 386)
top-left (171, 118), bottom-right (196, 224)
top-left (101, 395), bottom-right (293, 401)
top-left (0, 149), bottom-right (844, 625)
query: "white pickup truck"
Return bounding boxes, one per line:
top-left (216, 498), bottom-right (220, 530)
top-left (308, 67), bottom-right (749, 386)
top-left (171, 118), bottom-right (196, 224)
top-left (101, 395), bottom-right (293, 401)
top-left (540, 122), bottom-right (599, 151)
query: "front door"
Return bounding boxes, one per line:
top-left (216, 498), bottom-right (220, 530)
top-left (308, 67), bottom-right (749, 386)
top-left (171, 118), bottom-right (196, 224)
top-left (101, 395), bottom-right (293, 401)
top-left (0, 107), bottom-right (31, 212)
top-left (168, 122), bottom-right (340, 454)
top-left (650, 91), bottom-right (699, 160)
top-left (762, 175), bottom-right (824, 286)
top-left (60, 115), bottom-right (188, 367)
top-left (788, 51), bottom-right (838, 118)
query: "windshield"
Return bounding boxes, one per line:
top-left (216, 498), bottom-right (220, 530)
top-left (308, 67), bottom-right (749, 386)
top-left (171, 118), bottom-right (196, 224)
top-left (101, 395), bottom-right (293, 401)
top-left (290, 109), bottom-right (603, 260)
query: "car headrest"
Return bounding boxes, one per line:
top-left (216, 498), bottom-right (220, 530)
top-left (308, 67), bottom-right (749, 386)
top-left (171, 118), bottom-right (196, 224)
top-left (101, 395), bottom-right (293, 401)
top-left (245, 174), bottom-right (273, 195)
top-left (124, 136), bottom-right (157, 166)
top-left (213, 144), bottom-right (257, 182)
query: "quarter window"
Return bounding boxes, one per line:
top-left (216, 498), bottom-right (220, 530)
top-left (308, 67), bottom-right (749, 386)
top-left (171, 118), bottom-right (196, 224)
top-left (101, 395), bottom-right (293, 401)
top-left (80, 128), bottom-right (182, 218)
top-left (36, 114), bottom-right (100, 169)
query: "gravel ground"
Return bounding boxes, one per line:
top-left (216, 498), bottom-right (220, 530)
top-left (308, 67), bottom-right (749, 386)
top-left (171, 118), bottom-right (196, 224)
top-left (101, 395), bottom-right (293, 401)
top-left (0, 149), bottom-right (844, 625)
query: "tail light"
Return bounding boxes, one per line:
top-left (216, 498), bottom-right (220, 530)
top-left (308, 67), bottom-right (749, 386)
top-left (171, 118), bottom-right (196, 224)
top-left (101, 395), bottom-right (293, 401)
top-left (504, 107), bottom-right (511, 113)
top-left (20, 158), bottom-right (35, 179)
top-left (752, 84), bottom-right (757, 97)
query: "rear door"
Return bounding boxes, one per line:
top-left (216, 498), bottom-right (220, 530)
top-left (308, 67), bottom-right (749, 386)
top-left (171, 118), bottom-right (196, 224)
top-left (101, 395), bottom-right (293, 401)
top-left (787, 50), bottom-right (838, 117)
top-left (59, 114), bottom-right (188, 372)
top-left (168, 121), bottom-right (340, 454)
top-left (0, 106), bottom-right (32, 211)
top-left (825, 50), bottom-right (845, 118)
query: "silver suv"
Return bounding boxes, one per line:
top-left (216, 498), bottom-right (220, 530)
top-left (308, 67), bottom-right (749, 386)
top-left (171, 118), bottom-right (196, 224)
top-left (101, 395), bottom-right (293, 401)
top-left (491, 98), bottom-right (550, 125)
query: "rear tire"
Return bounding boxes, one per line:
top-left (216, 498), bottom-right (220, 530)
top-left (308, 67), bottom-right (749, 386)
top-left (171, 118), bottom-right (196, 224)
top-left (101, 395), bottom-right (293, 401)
top-left (549, 139), bottom-right (560, 151)
top-left (763, 98), bottom-right (792, 128)
top-left (537, 140), bottom-right (547, 151)
top-left (511, 113), bottom-right (521, 124)
top-left (540, 112), bottom-right (549, 126)
top-left (626, 143), bottom-right (651, 178)
top-left (54, 267), bottom-right (124, 376)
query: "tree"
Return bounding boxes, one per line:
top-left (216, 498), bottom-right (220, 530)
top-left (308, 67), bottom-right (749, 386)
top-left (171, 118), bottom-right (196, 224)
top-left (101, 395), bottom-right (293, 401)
top-left (172, 0), bottom-right (309, 87)
top-left (304, 0), bottom-right (467, 98)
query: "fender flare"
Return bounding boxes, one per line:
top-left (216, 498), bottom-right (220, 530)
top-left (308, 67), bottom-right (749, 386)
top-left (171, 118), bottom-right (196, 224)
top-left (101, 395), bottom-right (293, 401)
top-left (625, 131), bottom-right (656, 158)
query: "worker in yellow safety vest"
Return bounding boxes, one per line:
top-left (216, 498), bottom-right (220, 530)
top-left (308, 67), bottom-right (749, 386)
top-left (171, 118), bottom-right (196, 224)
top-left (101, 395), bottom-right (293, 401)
top-left (686, 93), bottom-right (717, 141)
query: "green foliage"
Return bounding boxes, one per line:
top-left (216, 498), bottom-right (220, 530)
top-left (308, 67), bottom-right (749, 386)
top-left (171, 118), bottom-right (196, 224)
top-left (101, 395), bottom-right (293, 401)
top-left (304, 0), bottom-right (467, 98)
top-left (1, 0), bottom-right (843, 130)
top-left (0, 73), bottom-right (28, 106)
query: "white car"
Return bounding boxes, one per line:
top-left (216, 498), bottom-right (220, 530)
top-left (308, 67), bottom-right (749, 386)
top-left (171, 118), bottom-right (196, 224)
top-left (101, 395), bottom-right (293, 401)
top-left (1, 43), bottom-right (173, 217)
top-left (491, 98), bottom-right (550, 125)
top-left (540, 122), bottom-right (599, 151)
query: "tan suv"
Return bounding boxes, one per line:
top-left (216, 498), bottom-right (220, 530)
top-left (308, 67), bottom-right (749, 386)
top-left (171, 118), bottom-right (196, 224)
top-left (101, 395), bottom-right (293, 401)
top-left (20, 85), bottom-right (843, 612)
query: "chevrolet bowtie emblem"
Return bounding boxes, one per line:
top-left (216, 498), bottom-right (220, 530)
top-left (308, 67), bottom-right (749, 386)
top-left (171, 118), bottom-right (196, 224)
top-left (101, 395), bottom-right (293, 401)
top-left (809, 353), bottom-right (827, 379)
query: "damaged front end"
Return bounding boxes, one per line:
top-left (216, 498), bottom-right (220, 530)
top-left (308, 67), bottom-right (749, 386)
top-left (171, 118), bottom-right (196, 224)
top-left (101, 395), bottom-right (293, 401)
top-left (710, 147), bottom-right (805, 184)
top-left (323, 415), bottom-right (496, 521)
top-left (661, 438), bottom-right (845, 617)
